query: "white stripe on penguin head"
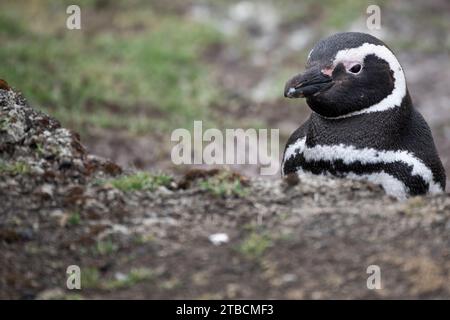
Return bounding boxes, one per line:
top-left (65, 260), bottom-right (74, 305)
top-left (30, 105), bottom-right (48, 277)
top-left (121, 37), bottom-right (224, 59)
top-left (329, 43), bottom-right (407, 119)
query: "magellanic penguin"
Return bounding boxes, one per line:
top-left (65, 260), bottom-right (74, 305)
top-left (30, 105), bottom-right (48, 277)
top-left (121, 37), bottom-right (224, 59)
top-left (282, 32), bottom-right (446, 200)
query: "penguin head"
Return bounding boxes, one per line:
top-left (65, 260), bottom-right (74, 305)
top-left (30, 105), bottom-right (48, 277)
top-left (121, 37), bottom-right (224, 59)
top-left (284, 32), bottom-right (407, 118)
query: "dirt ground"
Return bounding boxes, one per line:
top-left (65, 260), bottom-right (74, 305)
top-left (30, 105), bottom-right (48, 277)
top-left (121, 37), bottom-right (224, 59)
top-left (1, 89), bottom-right (450, 299)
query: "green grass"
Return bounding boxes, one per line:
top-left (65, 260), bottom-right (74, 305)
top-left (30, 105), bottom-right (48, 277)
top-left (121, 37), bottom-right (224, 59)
top-left (64, 293), bottom-right (84, 300)
top-left (236, 231), bottom-right (273, 260)
top-left (81, 267), bottom-right (101, 289)
top-left (0, 3), bottom-right (222, 135)
top-left (81, 266), bottom-right (154, 290)
top-left (103, 268), bottom-right (155, 290)
top-left (0, 118), bottom-right (8, 131)
top-left (199, 171), bottom-right (249, 198)
top-left (95, 238), bottom-right (119, 255)
top-left (68, 212), bottom-right (81, 226)
top-left (0, 161), bottom-right (31, 175)
top-left (108, 172), bottom-right (172, 192)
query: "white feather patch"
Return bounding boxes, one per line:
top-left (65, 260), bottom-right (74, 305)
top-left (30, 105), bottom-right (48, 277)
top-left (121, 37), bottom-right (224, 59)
top-left (330, 43), bottom-right (407, 119)
top-left (283, 137), bottom-right (443, 196)
top-left (284, 137), bottom-right (307, 163)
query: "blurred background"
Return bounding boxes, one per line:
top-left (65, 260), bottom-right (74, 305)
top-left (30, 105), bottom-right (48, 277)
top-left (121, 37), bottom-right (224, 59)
top-left (0, 0), bottom-right (449, 185)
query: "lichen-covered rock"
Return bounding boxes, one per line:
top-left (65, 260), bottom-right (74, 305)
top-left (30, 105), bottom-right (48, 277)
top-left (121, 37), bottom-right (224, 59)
top-left (1, 88), bottom-right (450, 299)
top-left (0, 89), bottom-right (121, 184)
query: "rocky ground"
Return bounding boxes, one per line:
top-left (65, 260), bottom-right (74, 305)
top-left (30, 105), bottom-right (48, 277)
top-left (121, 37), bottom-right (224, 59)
top-left (1, 88), bottom-right (450, 299)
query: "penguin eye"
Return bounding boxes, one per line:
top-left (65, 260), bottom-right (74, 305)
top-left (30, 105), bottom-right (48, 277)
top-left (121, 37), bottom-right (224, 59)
top-left (349, 64), bottom-right (362, 74)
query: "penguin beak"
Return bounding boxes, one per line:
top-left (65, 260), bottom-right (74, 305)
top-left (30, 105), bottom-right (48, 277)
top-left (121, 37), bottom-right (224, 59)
top-left (284, 66), bottom-right (332, 98)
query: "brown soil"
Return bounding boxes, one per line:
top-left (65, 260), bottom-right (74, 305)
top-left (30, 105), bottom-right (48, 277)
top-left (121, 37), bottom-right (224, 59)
top-left (1, 89), bottom-right (450, 299)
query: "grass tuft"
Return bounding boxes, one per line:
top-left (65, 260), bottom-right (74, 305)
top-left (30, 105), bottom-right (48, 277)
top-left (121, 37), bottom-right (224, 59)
top-left (236, 232), bottom-right (272, 260)
top-left (0, 161), bottom-right (31, 175)
top-left (199, 171), bottom-right (249, 198)
top-left (68, 212), bottom-right (81, 226)
top-left (95, 238), bottom-right (119, 255)
top-left (104, 268), bottom-right (155, 290)
top-left (108, 172), bottom-right (172, 192)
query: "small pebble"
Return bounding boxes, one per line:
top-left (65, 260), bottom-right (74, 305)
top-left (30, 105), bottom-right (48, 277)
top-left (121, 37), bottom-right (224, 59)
top-left (208, 233), bottom-right (229, 245)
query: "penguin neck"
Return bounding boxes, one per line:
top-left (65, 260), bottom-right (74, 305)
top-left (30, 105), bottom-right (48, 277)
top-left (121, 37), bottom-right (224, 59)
top-left (313, 90), bottom-right (413, 122)
top-left (307, 93), bottom-right (413, 147)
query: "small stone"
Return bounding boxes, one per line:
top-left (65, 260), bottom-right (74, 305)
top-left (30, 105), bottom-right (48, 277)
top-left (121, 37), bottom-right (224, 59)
top-left (114, 272), bottom-right (127, 281)
top-left (37, 184), bottom-right (54, 198)
top-left (208, 233), bottom-right (229, 245)
top-left (281, 273), bottom-right (297, 283)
